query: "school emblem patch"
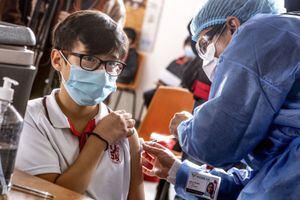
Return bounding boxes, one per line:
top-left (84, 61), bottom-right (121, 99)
top-left (108, 144), bottom-right (122, 164)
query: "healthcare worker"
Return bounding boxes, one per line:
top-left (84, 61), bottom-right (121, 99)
top-left (142, 0), bottom-right (300, 199)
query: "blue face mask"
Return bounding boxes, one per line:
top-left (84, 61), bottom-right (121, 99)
top-left (62, 65), bottom-right (117, 106)
top-left (184, 46), bottom-right (196, 58)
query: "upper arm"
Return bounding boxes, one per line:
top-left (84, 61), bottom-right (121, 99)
top-left (127, 130), bottom-right (144, 200)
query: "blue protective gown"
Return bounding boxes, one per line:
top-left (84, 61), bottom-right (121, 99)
top-left (176, 14), bottom-right (300, 200)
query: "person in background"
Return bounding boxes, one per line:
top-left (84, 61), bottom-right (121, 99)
top-left (143, 37), bottom-right (195, 107)
top-left (58, 0), bottom-right (126, 26)
top-left (16, 11), bottom-right (144, 200)
top-left (117, 27), bottom-right (139, 84)
top-left (181, 57), bottom-right (212, 108)
top-left (0, 0), bottom-right (30, 25)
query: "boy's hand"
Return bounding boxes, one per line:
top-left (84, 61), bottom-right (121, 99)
top-left (93, 110), bottom-right (135, 144)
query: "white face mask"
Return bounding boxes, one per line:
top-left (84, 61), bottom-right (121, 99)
top-left (202, 43), bottom-right (216, 62)
top-left (202, 57), bottom-right (219, 82)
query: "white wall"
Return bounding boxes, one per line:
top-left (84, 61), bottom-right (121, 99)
top-left (111, 0), bottom-right (204, 119)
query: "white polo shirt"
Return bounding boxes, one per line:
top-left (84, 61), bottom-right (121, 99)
top-left (16, 89), bottom-right (131, 200)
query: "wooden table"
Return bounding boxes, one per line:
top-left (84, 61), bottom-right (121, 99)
top-left (4, 169), bottom-right (93, 200)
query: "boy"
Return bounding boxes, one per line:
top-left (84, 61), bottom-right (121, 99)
top-left (16, 10), bottom-right (144, 200)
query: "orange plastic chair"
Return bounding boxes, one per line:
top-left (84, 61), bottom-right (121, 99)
top-left (138, 86), bottom-right (194, 141)
top-left (114, 52), bottom-right (145, 119)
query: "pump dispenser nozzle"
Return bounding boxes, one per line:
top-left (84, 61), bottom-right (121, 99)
top-left (0, 77), bottom-right (19, 102)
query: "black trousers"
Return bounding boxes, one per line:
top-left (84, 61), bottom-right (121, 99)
top-left (143, 88), bottom-right (157, 108)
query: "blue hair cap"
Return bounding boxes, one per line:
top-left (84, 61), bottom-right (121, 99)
top-left (190, 0), bottom-right (285, 41)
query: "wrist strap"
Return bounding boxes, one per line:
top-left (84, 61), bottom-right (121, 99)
top-left (89, 132), bottom-right (109, 151)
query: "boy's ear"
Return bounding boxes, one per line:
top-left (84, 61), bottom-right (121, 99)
top-left (51, 49), bottom-right (64, 72)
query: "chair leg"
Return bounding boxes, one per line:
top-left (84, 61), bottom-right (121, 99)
top-left (114, 90), bottom-right (123, 110)
top-left (132, 91), bottom-right (136, 120)
top-left (156, 180), bottom-right (170, 200)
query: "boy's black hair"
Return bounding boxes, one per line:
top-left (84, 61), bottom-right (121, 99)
top-left (52, 10), bottom-right (128, 59)
top-left (123, 27), bottom-right (137, 44)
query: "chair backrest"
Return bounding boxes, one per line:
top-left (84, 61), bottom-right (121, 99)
top-left (29, 0), bottom-right (59, 66)
top-left (116, 51), bottom-right (145, 90)
top-left (138, 86), bottom-right (194, 141)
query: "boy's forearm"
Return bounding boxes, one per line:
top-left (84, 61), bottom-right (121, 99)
top-left (55, 136), bottom-right (106, 193)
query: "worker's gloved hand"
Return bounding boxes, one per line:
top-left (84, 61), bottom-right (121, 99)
top-left (169, 111), bottom-right (193, 138)
top-left (141, 141), bottom-right (179, 179)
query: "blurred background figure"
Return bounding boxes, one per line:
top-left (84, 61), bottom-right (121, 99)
top-left (0, 0), bottom-right (31, 25)
top-left (117, 27), bottom-right (139, 84)
top-left (181, 21), bottom-right (212, 109)
top-left (57, 0), bottom-right (126, 26)
top-left (143, 36), bottom-right (195, 108)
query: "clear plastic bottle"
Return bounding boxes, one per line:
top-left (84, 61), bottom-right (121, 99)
top-left (0, 77), bottom-right (23, 195)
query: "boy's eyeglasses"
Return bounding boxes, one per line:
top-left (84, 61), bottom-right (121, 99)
top-left (60, 50), bottom-right (126, 76)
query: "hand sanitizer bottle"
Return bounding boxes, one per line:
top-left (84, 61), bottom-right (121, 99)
top-left (0, 77), bottom-right (23, 195)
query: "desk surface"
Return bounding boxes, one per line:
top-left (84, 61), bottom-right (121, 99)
top-left (8, 169), bottom-right (92, 200)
